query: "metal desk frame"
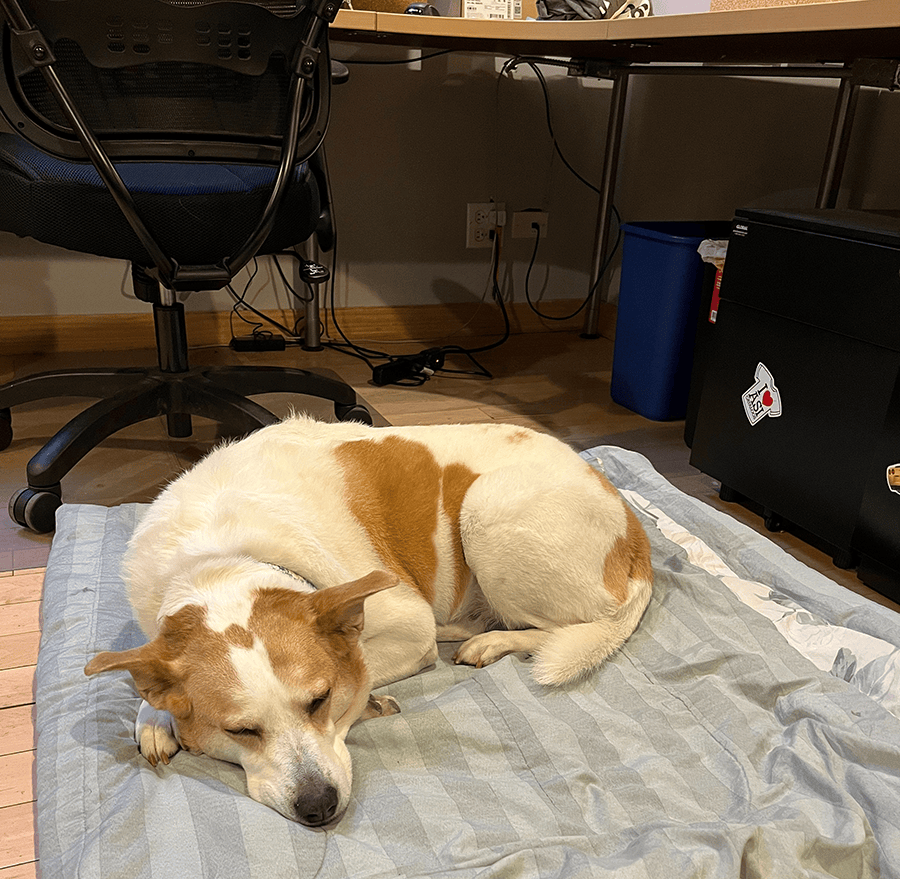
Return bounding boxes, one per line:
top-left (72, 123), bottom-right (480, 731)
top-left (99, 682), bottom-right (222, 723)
top-left (332, 1), bottom-right (900, 337)
top-left (574, 59), bottom-right (898, 336)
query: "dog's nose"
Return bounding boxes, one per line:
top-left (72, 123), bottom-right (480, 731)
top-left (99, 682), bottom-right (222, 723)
top-left (295, 784), bottom-right (339, 827)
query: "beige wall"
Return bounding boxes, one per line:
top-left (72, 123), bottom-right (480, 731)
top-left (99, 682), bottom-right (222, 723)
top-left (2, 47), bottom-right (898, 318)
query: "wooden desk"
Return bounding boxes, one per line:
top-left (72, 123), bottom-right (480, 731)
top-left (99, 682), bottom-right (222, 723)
top-left (603, 0), bottom-right (900, 63)
top-left (334, 0), bottom-right (900, 63)
top-left (331, 0), bottom-right (900, 334)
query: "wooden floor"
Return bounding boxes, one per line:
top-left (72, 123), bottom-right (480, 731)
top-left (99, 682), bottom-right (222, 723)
top-left (2, 330), bottom-right (898, 878)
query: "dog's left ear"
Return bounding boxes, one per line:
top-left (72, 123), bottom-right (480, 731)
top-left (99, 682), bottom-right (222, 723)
top-left (313, 570), bottom-right (399, 637)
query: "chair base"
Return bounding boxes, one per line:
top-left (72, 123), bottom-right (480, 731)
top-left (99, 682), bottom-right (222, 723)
top-left (0, 363), bottom-right (371, 533)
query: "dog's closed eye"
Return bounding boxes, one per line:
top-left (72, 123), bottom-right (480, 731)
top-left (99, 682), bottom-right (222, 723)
top-left (226, 726), bottom-right (262, 739)
top-left (307, 689), bottom-right (331, 715)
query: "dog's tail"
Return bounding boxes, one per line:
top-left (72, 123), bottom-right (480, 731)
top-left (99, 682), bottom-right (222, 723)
top-left (530, 574), bottom-right (653, 686)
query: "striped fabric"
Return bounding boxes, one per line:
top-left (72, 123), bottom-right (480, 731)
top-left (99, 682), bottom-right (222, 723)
top-left (35, 447), bottom-right (900, 878)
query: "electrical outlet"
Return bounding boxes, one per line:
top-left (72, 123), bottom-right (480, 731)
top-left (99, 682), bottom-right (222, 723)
top-left (511, 210), bottom-right (549, 239)
top-left (466, 202), bottom-right (505, 249)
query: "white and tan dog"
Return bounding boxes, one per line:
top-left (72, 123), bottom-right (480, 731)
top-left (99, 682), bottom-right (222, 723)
top-left (85, 417), bottom-right (652, 827)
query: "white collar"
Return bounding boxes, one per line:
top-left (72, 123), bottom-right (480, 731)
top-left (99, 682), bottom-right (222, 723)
top-left (260, 562), bottom-right (317, 593)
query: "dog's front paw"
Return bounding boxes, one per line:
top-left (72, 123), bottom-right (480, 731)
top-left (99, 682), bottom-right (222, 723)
top-left (135, 700), bottom-right (181, 767)
top-left (361, 694), bottom-right (401, 720)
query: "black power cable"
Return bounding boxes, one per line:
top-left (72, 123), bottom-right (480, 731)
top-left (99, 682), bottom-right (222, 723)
top-left (228, 50), bottom-right (620, 382)
top-left (500, 55), bottom-right (623, 319)
top-left (369, 229), bottom-right (510, 386)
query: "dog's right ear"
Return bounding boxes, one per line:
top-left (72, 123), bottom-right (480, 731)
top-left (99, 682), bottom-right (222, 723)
top-left (86, 642), bottom-right (171, 696)
top-left (84, 608), bottom-right (200, 719)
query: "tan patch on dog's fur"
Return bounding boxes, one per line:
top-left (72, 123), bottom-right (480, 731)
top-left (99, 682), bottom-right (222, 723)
top-left (588, 463), bottom-right (621, 498)
top-left (583, 464), bottom-right (652, 606)
top-left (336, 438), bottom-right (482, 608)
top-left (83, 604), bottom-right (249, 751)
top-left (336, 436), bottom-right (443, 601)
top-left (243, 587), bottom-right (366, 734)
top-left (248, 588), bottom-right (362, 682)
top-left (507, 430), bottom-right (531, 444)
top-left (441, 462), bottom-right (479, 611)
top-left (160, 608), bottom-right (249, 747)
top-left (87, 575), bottom-right (395, 759)
top-left (224, 623), bottom-right (254, 649)
top-left (602, 504), bottom-right (652, 606)
top-left (248, 588), bottom-right (320, 677)
top-left (149, 607), bottom-right (241, 719)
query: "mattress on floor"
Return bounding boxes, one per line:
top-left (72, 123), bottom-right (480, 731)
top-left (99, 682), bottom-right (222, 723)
top-left (34, 446), bottom-right (900, 878)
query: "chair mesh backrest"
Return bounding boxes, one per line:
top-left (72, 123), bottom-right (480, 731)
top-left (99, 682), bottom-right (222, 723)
top-left (18, 43), bottom-right (292, 141)
top-left (0, 0), bottom-right (329, 163)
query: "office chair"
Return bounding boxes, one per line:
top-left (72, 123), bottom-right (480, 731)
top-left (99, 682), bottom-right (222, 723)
top-left (0, 0), bottom-right (371, 533)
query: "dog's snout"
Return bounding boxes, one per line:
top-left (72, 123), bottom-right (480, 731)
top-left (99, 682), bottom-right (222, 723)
top-left (295, 783), bottom-right (339, 827)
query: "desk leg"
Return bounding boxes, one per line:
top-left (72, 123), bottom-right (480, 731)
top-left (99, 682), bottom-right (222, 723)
top-left (582, 69), bottom-right (629, 339)
top-left (816, 77), bottom-right (859, 210)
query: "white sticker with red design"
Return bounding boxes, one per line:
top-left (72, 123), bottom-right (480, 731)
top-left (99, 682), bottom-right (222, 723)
top-left (742, 362), bottom-right (782, 425)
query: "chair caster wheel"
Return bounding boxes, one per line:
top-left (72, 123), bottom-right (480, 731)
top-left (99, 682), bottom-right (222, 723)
top-left (335, 403), bottom-right (372, 425)
top-left (9, 487), bottom-right (62, 534)
top-left (0, 408), bottom-right (11, 452)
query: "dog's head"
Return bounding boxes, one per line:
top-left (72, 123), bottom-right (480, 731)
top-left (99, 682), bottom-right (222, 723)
top-left (85, 569), bottom-right (398, 827)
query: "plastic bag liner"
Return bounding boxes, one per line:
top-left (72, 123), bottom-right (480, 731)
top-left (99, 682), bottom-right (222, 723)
top-left (697, 238), bottom-right (728, 271)
top-left (697, 238), bottom-right (728, 324)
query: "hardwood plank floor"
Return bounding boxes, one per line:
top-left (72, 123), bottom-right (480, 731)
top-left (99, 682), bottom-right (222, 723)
top-left (0, 567), bottom-right (40, 877)
top-left (0, 753), bottom-right (34, 809)
top-left (1, 330), bottom-right (898, 877)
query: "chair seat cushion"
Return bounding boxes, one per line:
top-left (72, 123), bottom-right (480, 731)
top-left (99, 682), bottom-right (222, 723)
top-left (0, 134), bottom-right (320, 265)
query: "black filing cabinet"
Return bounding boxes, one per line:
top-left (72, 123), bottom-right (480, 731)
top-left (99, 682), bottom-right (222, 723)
top-left (689, 208), bottom-right (900, 601)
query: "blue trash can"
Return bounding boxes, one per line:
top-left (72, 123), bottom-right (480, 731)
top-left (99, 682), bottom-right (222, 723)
top-left (611, 221), bottom-right (731, 421)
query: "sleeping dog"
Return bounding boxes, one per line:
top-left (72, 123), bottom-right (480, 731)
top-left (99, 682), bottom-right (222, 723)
top-left (85, 417), bottom-right (652, 827)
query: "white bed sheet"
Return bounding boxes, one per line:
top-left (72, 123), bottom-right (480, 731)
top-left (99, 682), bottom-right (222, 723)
top-left (33, 445), bottom-right (900, 878)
